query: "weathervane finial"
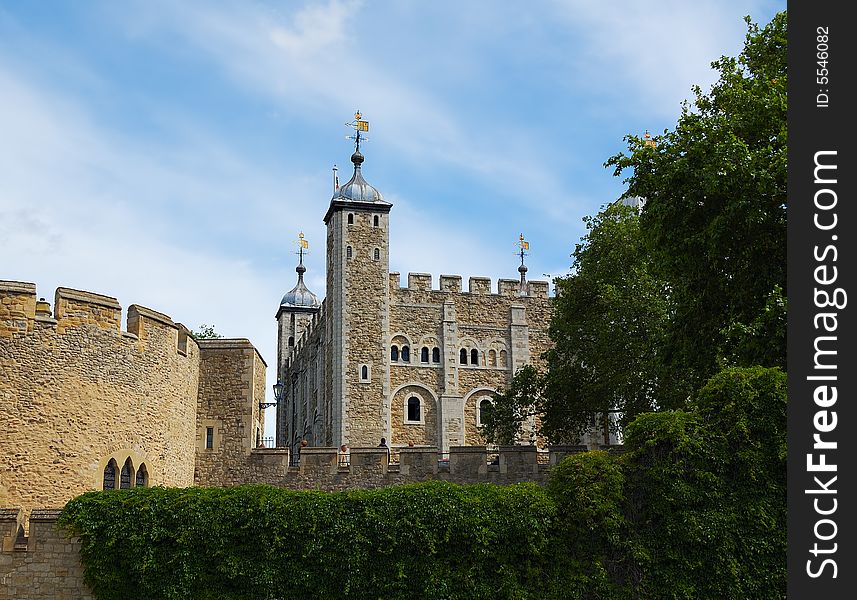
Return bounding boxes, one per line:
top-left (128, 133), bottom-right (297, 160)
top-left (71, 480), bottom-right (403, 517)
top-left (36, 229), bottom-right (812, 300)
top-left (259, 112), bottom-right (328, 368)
top-left (515, 234), bottom-right (530, 294)
top-left (346, 110), bottom-right (370, 153)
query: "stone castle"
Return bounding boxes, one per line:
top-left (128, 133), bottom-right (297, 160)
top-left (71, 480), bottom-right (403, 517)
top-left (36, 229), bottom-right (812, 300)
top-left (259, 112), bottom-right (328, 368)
top-left (0, 131), bottom-right (619, 598)
top-left (275, 146), bottom-right (554, 457)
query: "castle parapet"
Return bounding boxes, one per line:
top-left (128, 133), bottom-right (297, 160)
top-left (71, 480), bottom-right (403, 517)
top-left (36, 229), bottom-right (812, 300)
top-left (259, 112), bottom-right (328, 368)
top-left (54, 287), bottom-right (121, 333)
top-left (528, 280), bottom-right (550, 298)
top-left (348, 447), bottom-right (389, 476)
top-left (0, 280), bottom-right (37, 336)
top-left (407, 273), bottom-right (432, 291)
top-left (299, 447), bottom-right (338, 475)
top-left (547, 445), bottom-right (588, 465)
top-left (497, 279), bottom-right (520, 297)
top-left (399, 447), bottom-right (438, 476)
top-left (449, 446), bottom-right (488, 476)
top-left (439, 275), bottom-right (462, 293)
top-left (127, 303), bottom-right (178, 340)
top-left (499, 445), bottom-right (539, 477)
top-left (468, 277), bottom-right (491, 295)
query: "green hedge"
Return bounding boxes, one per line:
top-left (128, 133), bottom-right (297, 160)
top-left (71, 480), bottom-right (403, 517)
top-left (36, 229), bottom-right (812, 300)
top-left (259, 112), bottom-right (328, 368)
top-left (60, 367), bottom-right (786, 599)
top-left (60, 481), bottom-right (555, 600)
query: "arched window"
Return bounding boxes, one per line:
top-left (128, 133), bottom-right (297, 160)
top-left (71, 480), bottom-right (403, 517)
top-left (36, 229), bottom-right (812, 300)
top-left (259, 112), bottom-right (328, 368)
top-left (488, 349), bottom-right (497, 367)
top-left (401, 346), bottom-right (410, 362)
top-left (479, 398), bottom-right (494, 427)
top-left (374, 248), bottom-right (380, 261)
top-left (373, 215), bottom-right (379, 227)
top-left (459, 349), bottom-right (467, 364)
top-left (499, 350), bottom-right (508, 367)
top-left (407, 396), bottom-right (421, 422)
top-left (471, 348), bottom-right (479, 365)
top-left (432, 347), bottom-right (441, 363)
top-left (135, 463), bottom-right (148, 488)
top-left (347, 213), bottom-right (354, 224)
top-left (288, 336), bottom-right (295, 347)
top-left (391, 345), bottom-right (399, 361)
top-left (361, 365), bottom-right (369, 380)
top-left (421, 347), bottom-right (429, 363)
top-left (346, 246), bottom-right (352, 259)
top-left (120, 457), bottom-right (133, 489)
top-left (103, 459), bottom-right (117, 490)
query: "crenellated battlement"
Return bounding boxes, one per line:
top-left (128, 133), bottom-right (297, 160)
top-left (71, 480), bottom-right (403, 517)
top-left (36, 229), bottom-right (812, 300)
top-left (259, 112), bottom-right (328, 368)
top-left (386, 273), bottom-right (550, 298)
top-left (204, 444), bottom-right (600, 488)
top-left (0, 280), bottom-right (196, 355)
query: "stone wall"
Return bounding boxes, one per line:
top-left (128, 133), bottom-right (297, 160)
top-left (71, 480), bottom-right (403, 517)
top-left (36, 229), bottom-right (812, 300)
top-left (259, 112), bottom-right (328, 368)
top-left (194, 339), bottom-right (267, 487)
top-left (0, 282), bottom-right (200, 518)
top-left (0, 508), bottom-right (91, 600)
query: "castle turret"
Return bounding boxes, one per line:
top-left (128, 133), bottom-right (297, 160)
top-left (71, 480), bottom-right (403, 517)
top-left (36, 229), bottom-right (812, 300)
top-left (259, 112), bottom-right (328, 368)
top-left (324, 112), bottom-right (393, 449)
top-left (275, 237), bottom-right (320, 447)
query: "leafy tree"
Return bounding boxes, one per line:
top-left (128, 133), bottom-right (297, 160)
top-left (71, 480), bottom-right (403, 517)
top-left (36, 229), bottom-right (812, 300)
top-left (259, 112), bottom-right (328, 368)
top-left (541, 203), bottom-right (671, 441)
top-left (190, 323), bottom-right (223, 340)
top-left (480, 364), bottom-right (542, 445)
top-left (606, 13), bottom-right (787, 391)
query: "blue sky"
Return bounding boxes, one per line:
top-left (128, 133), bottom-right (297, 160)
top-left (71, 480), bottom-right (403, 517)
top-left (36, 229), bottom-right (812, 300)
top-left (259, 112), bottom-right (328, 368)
top-left (1, 1), bottom-right (784, 438)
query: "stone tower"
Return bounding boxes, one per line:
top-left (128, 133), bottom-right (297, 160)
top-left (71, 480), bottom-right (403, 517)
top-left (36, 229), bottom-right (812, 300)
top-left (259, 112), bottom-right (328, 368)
top-left (276, 243), bottom-right (321, 380)
top-left (324, 147), bottom-right (392, 447)
top-left (275, 243), bottom-right (320, 447)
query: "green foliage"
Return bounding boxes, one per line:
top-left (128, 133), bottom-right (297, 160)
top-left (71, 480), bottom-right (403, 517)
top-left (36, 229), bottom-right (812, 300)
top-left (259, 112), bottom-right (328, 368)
top-left (543, 203), bottom-right (671, 440)
top-left (60, 481), bottom-right (556, 600)
top-left (546, 451), bottom-right (629, 599)
top-left (620, 366), bottom-right (787, 598)
top-left (190, 324), bottom-right (223, 340)
top-left (59, 367), bottom-right (785, 599)
top-left (606, 13), bottom-right (787, 391)
top-left (480, 364), bottom-right (542, 445)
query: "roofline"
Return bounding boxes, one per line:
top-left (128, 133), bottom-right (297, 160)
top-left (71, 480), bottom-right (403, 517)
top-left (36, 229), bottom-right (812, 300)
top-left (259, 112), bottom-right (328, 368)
top-left (323, 199), bottom-right (392, 224)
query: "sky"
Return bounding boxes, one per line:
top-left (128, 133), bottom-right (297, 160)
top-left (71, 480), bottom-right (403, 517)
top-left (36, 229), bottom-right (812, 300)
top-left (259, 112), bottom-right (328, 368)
top-left (1, 0), bottom-right (784, 439)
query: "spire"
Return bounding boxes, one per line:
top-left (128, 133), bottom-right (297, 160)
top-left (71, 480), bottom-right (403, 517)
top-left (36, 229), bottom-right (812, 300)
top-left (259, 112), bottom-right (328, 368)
top-left (279, 233), bottom-right (319, 309)
top-left (516, 233), bottom-right (530, 295)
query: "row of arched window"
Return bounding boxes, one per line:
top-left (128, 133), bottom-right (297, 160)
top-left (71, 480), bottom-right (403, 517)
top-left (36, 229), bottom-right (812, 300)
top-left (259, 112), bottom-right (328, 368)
top-left (103, 457), bottom-right (148, 490)
top-left (391, 345), bottom-right (508, 367)
top-left (460, 348), bottom-right (508, 368)
top-left (391, 345), bottom-right (441, 364)
top-left (347, 213), bottom-right (381, 227)
top-left (345, 246), bottom-right (381, 261)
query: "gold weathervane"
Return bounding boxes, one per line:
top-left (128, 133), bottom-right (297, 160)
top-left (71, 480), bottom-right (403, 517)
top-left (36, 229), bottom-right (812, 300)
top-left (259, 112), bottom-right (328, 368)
top-left (297, 232), bottom-right (309, 249)
top-left (346, 110), bottom-right (370, 151)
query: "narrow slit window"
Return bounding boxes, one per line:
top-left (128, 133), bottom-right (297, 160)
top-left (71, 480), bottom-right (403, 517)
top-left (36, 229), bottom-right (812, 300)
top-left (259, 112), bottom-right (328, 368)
top-left (373, 215), bottom-right (379, 227)
top-left (288, 336), bottom-right (295, 347)
top-left (347, 213), bottom-right (354, 224)
top-left (459, 349), bottom-right (467, 364)
top-left (346, 246), bottom-right (352, 259)
top-left (374, 248), bottom-right (380, 261)
top-left (407, 396), bottom-right (421, 422)
top-left (479, 399), bottom-right (493, 427)
top-left (421, 347), bottom-right (429, 363)
top-left (391, 345), bottom-right (399, 361)
top-left (432, 347), bottom-right (441, 363)
top-left (471, 348), bottom-right (479, 365)
top-left (206, 427), bottom-right (214, 449)
top-left (361, 365), bottom-right (369, 380)
top-left (401, 346), bottom-right (410, 362)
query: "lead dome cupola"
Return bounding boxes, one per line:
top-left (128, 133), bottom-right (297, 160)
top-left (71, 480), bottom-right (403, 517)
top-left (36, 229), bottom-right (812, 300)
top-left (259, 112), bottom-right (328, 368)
top-left (280, 243), bottom-right (319, 309)
top-left (332, 150), bottom-right (384, 203)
